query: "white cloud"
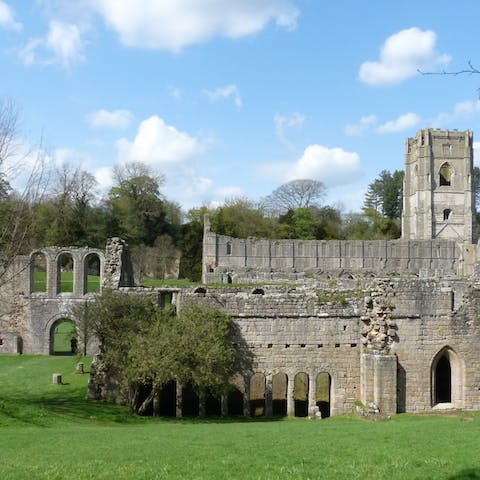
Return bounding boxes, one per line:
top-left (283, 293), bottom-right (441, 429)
top-left (88, 109), bottom-right (133, 129)
top-left (345, 112), bottom-right (420, 136)
top-left (376, 112), bottom-right (421, 133)
top-left (0, 1), bottom-right (21, 31)
top-left (274, 112), bottom-right (305, 146)
top-left (90, 0), bottom-right (299, 51)
top-left (359, 27), bottom-right (450, 86)
top-left (116, 115), bottom-right (204, 166)
top-left (260, 144), bottom-right (361, 187)
top-left (19, 21), bottom-right (85, 68)
top-left (431, 100), bottom-right (480, 127)
top-left (204, 84), bottom-right (242, 108)
top-left (344, 115), bottom-right (377, 136)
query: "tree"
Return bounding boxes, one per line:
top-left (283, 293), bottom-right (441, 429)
top-left (212, 197), bottom-right (279, 239)
top-left (107, 161), bottom-right (167, 246)
top-left (85, 290), bottom-right (251, 414)
top-left (364, 170), bottom-right (404, 220)
top-left (263, 179), bottom-right (326, 215)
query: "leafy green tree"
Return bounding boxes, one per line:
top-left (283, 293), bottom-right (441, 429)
top-left (86, 290), bottom-right (251, 414)
top-left (211, 197), bottom-right (279, 239)
top-left (107, 162), bottom-right (169, 246)
top-left (364, 170), bottom-right (404, 220)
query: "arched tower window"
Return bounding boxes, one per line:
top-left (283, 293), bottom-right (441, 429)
top-left (439, 163), bottom-right (452, 186)
top-left (443, 209), bottom-right (452, 221)
top-left (226, 242), bottom-right (232, 255)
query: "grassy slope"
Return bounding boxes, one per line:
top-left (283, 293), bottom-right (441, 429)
top-left (1, 356), bottom-right (480, 480)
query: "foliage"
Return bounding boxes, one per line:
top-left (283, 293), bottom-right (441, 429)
top-left (364, 170), bottom-right (404, 220)
top-left (84, 290), bottom-right (249, 414)
top-left (211, 197), bottom-right (279, 238)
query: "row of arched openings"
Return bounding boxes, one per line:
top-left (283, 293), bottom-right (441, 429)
top-left (32, 252), bottom-right (101, 294)
top-left (140, 372), bottom-right (331, 418)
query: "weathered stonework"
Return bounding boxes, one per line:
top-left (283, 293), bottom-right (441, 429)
top-left (1, 128), bottom-right (480, 418)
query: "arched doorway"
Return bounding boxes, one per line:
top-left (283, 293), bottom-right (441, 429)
top-left (50, 318), bottom-right (77, 355)
top-left (316, 372), bottom-right (331, 418)
top-left (431, 347), bottom-right (463, 408)
top-left (294, 372), bottom-right (309, 417)
top-left (435, 356), bottom-right (451, 403)
top-left (272, 373), bottom-right (287, 416)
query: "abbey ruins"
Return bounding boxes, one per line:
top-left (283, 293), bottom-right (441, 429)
top-left (1, 128), bottom-right (480, 418)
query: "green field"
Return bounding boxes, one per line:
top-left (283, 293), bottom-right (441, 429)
top-left (0, 355), bottom-right (479, 480)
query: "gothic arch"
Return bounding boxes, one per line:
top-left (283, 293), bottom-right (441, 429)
top-left (431, 346), bottom-right (463, 408)
top-left (439, 162), bottom-right (453, 186)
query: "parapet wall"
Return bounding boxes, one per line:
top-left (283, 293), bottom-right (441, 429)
top-left (203, 228), bottom-right (475, 283)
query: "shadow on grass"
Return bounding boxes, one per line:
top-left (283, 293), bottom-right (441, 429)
top-left (448, 470), bottom-right (480, 480)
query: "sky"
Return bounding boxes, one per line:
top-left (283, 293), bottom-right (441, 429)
top-left (1, 0), bottom-right (480, 213)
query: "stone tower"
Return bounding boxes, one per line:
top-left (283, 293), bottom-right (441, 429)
top-left (401, 128), bottom-right (476, 243)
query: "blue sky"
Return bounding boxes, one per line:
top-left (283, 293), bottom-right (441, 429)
top-left (1, 0), bottom-right (480, 212)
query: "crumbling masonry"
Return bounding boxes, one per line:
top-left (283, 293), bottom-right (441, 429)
top-left (1, 128), bottom-right (480, 418)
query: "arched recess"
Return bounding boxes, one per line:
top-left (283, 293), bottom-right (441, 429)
top-left (182, 382), bottom-right (199, 417)
top-left (227, 387), bottom-right (244, 416)
top-left (443, 209), bottom-right (452, 221)
top-left (250, 373), bottom-right (266, 417)
top-left (158, 380), bottom-right (176, 417)
top-left (57, 252), bottom-right (74, 293)
top-left (49, 318), bottom-right (77, 355)
top-left (84, 253), bottom-right (101, 293)
top-left (294, 372), bottom-right (309, 417)
top-left (439, 162), bottom-right (453, 186)
top-left (272, 373), bottom-right (287, 416)
top-left (431, 347), bottom-right (463, 408)
top-left (316, 372), bottom-right (331, 418)
top-left (31, 252), bottom-right (47, 293)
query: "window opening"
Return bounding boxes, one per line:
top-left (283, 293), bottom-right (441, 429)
top-left (439, 163), bottom-right (452, 186)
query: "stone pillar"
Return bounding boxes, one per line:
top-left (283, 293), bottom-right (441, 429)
top-left (361, 352), bottom-right (397, 416)
top-left (176, 381), bottom-right (182, 418)
top-left (47, 254), bottom-right (57, 296)
top-left (73, 252), bottom-right (84, 296)
top-left (221, 394), bottom-right (228, 417)
top-left (308, 372), bottom-right (317, 417)
top-left (265, 374), bottom-right (273, 417)
top-left (243, 379), bottom-right (250, 417)
top-left (287, 374), bottom-right (295, 417)
top-left (199, 390), bottom-right (206, 418)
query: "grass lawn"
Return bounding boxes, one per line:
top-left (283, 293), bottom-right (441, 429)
top-left (0, 356), bottom-right (480, 480)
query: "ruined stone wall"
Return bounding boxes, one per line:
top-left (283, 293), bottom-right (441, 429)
top-left (202, 230), bottom-right (473, 283)
top-left (180, 278), bottom-right (480, 415)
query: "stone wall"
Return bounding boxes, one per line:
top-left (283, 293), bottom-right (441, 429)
top-left (202, 229), bottom-right (474, 283)
top-left (179, 278), bottom-right (480, 415)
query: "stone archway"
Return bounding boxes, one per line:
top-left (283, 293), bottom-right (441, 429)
top-left (431, 347), bottom-right (463, 409)
top-left (49, 318), bottom-right (77, 355)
